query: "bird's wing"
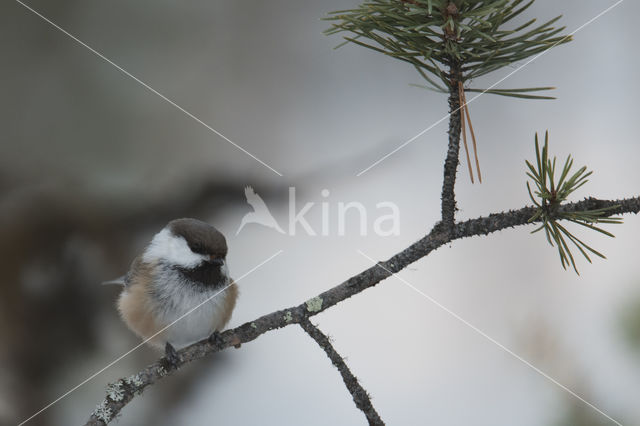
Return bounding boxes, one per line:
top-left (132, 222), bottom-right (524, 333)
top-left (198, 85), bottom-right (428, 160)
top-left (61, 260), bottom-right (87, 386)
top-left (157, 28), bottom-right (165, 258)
top-left (244, 186), bottom-right (269, 212)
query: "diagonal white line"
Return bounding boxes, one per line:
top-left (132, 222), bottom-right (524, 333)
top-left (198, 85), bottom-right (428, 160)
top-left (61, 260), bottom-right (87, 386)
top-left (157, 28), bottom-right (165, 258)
top-left (17, 250), bottom-right (284, 426)
top-left (357, 250), bottom-right (623, 426)
top-left (14, 0), bottom-right (283, 177)
top-left (357, 0), bottom-right (625, 177)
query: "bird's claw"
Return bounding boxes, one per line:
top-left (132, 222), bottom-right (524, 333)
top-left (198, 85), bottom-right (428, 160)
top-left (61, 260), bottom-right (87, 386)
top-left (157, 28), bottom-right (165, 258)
top-left (163, 342), bottom-right (180, 370)
top-left (208, 331), bottom-right (225, 348)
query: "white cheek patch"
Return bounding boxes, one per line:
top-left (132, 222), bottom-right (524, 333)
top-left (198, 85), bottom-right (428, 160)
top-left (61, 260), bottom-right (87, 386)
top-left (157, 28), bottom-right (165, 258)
top-left (142, 228), bottom-right (206, 268)
top-left (220, 260), bottom-right (229, 278)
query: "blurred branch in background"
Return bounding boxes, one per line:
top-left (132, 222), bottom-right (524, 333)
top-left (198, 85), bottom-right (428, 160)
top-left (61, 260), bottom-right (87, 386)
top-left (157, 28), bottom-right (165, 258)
top-left (519, 318), bottom-right (624, 426)
top-left (0, 176), bottom-right (277, 425)
top-left (619, 291), bottom-right (640, 356)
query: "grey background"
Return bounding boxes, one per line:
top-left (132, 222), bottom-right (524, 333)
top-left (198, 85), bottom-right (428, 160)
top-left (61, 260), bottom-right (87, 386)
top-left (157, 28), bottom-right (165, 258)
top-left (1, 0), bottom-right (638, 425)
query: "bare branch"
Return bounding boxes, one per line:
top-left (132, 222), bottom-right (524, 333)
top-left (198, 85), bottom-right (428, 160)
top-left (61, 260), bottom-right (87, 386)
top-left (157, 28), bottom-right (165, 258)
top-left (86, 196), bottom-right (639, 425)
top-left (299, 318), bottom-right (384, 425)
top-left (441, 63), bottom-right (463, 229)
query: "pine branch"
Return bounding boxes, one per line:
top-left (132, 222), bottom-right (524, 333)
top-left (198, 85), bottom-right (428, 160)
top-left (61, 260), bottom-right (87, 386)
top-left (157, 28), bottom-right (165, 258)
top-left (325, 0), bottom-right (571, 97)
top-left (525, 132), bottom-right (624, 273)
top-left (441, 62), bottom-right (463, 229)
top-left (299, 318), bottom-right (384, 425)
top-left (86, 196), bottom-right (639, 425)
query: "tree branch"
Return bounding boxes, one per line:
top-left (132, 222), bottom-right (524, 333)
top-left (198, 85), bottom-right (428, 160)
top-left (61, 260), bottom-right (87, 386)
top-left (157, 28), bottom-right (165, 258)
top-left (85, 196), bottom-right (639, 425)
top-left (299, 318), bottom-right (384, 425)
top-left (441, 62), bottom-right (463, 229)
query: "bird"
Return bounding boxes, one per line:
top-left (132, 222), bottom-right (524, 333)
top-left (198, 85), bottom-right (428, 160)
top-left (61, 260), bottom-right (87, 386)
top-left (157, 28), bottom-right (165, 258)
top-left (236, 186), bottom-right (284, 235)
top-left (111, 218), bottom-right (238, 365)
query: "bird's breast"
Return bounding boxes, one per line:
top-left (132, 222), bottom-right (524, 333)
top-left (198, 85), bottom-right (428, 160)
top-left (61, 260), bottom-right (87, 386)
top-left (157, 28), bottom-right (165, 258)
top-left (150, 269), bottom-right (233, 348)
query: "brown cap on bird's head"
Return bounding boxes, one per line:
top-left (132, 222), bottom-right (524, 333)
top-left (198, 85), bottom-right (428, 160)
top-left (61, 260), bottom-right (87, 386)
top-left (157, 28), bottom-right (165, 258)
top-left (168, 218), bottom-right (227, 259)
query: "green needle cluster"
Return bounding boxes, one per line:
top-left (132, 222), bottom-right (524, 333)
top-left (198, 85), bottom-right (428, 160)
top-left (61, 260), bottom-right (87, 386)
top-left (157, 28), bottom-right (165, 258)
top-left (325, 0), bottom-right (571, 97)
top-left (526, 132), bottom-right (622, 274)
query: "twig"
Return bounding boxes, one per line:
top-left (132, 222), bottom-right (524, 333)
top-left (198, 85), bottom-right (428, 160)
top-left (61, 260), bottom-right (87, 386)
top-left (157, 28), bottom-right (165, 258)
top-left (441, 64), bottom-right (463, 228)
top-left (299, 318), bottom-right (384, 425)
top-left (85, 196), bottom-right (640, 425)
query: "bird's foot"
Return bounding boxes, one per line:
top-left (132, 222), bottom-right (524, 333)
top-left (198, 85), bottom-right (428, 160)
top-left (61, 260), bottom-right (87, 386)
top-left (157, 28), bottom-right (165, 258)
top-left (162, 342), bottom-right (181, 370)
top-left (208, 331), bottom-right (225, 349)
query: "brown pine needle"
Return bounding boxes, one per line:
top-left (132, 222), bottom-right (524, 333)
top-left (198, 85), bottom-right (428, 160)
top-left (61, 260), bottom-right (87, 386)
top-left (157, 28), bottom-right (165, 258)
top-left (458, 81), bottom-right (474, 183)
top-left (461, 87), bottom-right (482, 183)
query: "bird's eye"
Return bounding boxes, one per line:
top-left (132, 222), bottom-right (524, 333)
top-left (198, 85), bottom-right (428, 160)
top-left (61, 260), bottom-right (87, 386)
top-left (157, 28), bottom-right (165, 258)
top-left (189, 243), bottom-right (206, 254)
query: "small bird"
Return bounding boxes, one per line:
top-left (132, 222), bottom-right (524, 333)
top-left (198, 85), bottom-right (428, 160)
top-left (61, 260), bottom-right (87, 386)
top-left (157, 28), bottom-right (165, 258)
top-left (113, 218), bottom-right (238, 364)
top-left (236, 186), bottom-right (284, 235)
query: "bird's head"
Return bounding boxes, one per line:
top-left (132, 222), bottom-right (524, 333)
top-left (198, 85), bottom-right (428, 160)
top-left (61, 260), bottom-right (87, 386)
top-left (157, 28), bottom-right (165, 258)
top-left (143, 218), bottom-right (229, 287)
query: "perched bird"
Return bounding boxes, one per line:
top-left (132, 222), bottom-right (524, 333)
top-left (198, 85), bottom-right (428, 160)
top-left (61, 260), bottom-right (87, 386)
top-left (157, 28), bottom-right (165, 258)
top-left (112, 218), bottom-right (238, 364)
top-left (236, 186), bottom-right (284, 235)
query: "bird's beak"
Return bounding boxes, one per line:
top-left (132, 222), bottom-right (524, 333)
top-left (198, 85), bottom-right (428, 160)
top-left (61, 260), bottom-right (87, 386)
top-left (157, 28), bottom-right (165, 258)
top-left (208, 255), bottom-right (224, 266)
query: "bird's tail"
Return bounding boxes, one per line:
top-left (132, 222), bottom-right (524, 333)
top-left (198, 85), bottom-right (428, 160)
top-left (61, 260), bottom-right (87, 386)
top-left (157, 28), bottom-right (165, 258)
top-left (101, 276), bottom-right (125, 286)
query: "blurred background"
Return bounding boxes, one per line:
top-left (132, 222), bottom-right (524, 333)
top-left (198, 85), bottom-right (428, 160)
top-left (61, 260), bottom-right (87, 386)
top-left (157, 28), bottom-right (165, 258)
top-left (1, 0), bottom-right (639, 424)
